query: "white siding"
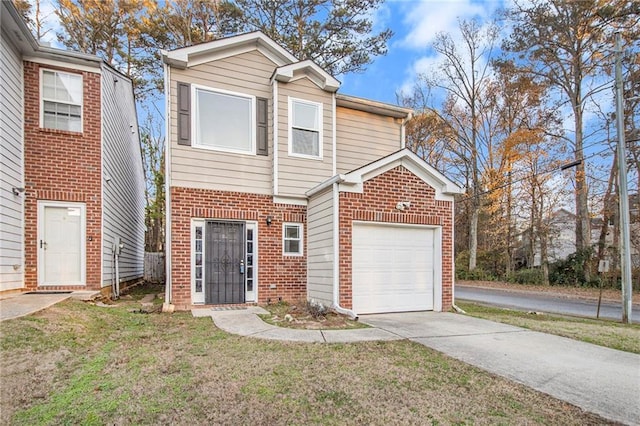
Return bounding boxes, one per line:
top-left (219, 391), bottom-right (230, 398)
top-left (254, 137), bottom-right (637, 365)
top-left (277, 78), bottom-right (334, 197)
top-left (306, 186), bottom-right (334, 306)
top-left (0, 29), bottom-right (25, 291)
top-left (336, 106), bottom-right (402, 174)
top-left (170, 50), bottom-right (274, 194)
top-left (101, 65), bottom-right (145, 286)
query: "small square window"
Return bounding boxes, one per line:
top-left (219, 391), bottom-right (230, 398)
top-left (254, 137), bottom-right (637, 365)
top-left (283, 223), bottom-right (303, 256)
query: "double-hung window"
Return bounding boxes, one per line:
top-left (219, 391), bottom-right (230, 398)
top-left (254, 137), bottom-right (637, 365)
top-left (41, 69), bottom-right (83, 132)
top-left (289, 98), bottom-right (322, 159)
top-left (193, 86), bottom-right (255, 154)
top-left (283, 223), bottom-right (303, 256)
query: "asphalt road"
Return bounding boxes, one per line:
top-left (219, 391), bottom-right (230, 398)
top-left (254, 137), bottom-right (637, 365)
top-left (455, 285), bottom-right (639, 324)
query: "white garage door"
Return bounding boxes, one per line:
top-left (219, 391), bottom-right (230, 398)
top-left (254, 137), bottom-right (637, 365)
top-left (352, 223), bottom-right (435, 314)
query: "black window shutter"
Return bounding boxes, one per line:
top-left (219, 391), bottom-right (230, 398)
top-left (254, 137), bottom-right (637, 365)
top-left (177, 82), bottom-right (191, 146)
top-left (256, 97), bottom-right (268, 156)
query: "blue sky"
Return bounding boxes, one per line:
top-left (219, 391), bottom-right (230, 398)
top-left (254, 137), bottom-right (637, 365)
top-left (34, 0), bottom-right (506, 106)
top-left (340, 0), bottom-right (505, 104)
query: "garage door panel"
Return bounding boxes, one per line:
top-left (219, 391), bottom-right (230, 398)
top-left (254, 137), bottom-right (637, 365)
top-left (353, 223), bottom-right (435, 314)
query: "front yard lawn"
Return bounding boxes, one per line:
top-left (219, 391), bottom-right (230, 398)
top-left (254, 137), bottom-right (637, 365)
top-left (1, 291), bottom-right (613, 425)
top-left (458, 302), bottom-right (640, 354)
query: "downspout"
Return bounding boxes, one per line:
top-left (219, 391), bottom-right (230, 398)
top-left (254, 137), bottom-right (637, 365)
top-left (332, 182), bottom-right (358, 320)
top-left (449, 198), bottom-right (466, 314)
top-left (163, 61), bottom-right (173, 310)
top-left (272, 79), bottom-right (279, 195)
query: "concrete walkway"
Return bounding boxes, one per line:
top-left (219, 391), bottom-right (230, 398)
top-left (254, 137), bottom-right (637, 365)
top-left (195, 307), bottom-right (640, 425)
top-left (0, 291), bottom-right (100, 321)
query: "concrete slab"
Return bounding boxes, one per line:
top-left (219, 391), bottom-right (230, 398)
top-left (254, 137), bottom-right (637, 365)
top-left (362, 312), bottom-right (640, 425)
top-left (322, 327), bottom-right (401, 343)
top-left (253, 327), bottom-right (325, 343)
top-left (69, 291), bottom-right (101, 301)
top-left (0, 293), bottom-right (71, 321)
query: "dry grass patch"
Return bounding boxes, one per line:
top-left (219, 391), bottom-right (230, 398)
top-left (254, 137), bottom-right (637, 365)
top-left (458, 302), bottom-right (640, 354)
top-left (260, 300), bottom-right (368, 330)
top-left (0, 286), bottom-right (615, 425)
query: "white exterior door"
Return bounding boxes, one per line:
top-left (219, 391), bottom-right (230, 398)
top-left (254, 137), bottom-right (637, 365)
top-left (38, 202), bottom-right (86, 285)
top-left (352, 222), bottom-right (436, 314)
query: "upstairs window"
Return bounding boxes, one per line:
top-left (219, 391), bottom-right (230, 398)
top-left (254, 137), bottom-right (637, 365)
top-left (193, 86), bottom-right (255, 154)
top-left (41, 69), bottom-right (83, 132)
top-left (289, 98), bottom-right (322, 159)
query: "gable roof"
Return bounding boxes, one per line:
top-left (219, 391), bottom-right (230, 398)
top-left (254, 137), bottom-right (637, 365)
top-left (161, 31), bottom-right (298, 69)
top-left (307, 148), bottom-right (463, 200)
top-left (273, 60), bottom-right (340, 92)
top-left (2, 1), bottom-right (101, 69)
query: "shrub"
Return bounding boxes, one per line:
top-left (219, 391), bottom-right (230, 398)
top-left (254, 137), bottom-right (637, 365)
top-left (548, 248), bottom-right (594, 287)
top-left (507, 268), bottom-right (544, 286)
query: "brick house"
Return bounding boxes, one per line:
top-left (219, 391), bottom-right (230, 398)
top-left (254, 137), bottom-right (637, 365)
top-left (162, 32), bottom-right (461, 315)
top-left (0, 2), bottom-right (145, 296)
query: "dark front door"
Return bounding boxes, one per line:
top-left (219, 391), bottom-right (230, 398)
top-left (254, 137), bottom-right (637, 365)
top-left (205, 221), bottom-right (245, 304)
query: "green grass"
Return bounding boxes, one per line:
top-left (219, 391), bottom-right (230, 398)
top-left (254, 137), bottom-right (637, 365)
top-left (457, 302), bottom-right (640, 354)
top-left (0, 288), bottom-right (616, 425)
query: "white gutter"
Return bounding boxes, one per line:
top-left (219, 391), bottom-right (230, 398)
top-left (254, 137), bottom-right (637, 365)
top-left (332, 182), bottom-right (357, 320)
top-left (273, 80), bottom-right (279, 196)
top-left (163, 62), bottom-right (173, 310)
top-left (332, 93), bottom-right (337, 176)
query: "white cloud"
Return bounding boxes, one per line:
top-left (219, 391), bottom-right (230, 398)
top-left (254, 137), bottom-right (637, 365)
top-left (397, 0), bottom-right (493, 50)
top-left (27, 0), bottom-right (64, 48)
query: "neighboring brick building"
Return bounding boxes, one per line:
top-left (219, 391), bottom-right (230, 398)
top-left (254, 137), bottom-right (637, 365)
top-left (0, 2), bottom-right (145, 296)
top-left (163, 32), bottom-right (462, 315)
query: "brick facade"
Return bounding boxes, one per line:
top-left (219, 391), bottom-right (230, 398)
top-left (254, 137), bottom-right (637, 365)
top-left (170, 187), bottom-right (307, 309)
top-left (23, 61), bottom-right (103, 291)
top-left (338, 166), bottom-right (454, 310)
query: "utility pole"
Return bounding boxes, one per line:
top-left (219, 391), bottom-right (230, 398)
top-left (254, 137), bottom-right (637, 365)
top-left (614, 32), bottom-right (632, 324)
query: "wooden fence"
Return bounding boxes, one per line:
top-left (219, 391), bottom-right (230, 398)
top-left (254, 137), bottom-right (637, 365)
top-left (144, 252), bottom-right (165, 283)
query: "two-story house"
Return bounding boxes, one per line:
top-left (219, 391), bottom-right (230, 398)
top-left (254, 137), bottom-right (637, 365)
top-left (0, 1), bottom-right (145, 297)
top-left (162, 32), bottom-right (461, 315)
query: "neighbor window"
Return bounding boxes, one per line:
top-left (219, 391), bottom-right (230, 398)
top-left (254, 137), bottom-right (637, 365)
top-left (283, 223), bottom-right (303, 256)
top-left (194, 86), bottom-right (254, 154)
top-left (289, 98), bottom-right (322, 158)
top-left (41, 69), bottom-right (83, 132)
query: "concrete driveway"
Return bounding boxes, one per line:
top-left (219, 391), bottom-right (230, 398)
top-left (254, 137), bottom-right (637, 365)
top-left (360, 312), bottom-right (640, 426)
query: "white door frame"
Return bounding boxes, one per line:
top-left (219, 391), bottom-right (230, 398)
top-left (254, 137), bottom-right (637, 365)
top-left (37, 201), bottom-right (87, 286)
top-left (190, 218), bottom-right (258, 304)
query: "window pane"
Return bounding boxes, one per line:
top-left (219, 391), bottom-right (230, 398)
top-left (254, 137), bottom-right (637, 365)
top-left (195, 227), bottom-right (202, 239)
top-left (293, 101), bottom-right (318, 130)
top-left (195, 253), bottom-right (202, 266)
top-left (196, 89), bottom-right (252, 152)
top-left (285, 225), bottom-right (299, 239)
top-left (292, 128), bottom-right (319, 156)
top-left (195, 279), bottom-right (203, 293)
top-left (285, 240), bottom-right (300, 254)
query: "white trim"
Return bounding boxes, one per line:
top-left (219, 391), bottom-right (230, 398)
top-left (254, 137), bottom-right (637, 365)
top-left (273, 195), bottom-right (307, 206)
top-left (164, 63), bottom-right (172, 305)
top-left (40, 68), bottom-right (84, 132)
top-left (191, 84), bottom-right (256, 155)
top-left (25, 56), bottom-right (101, 74)
top-left (351, 221), bottom-right (442, 312)
top-left (273, 60), bottom-right (340, 92)
top-left (332, 92), bottom-right (336, 176)
top-left (162, 32), bottom-right (297, 69)
top-left (37, 201), bottom-right (87, 286)
top-left (338, 149), bottom-right (463, 200)
top-left (99, 70), bottom-right (105, 287)
top-left (288, 96), bottom-right (323, 160)
top-left (282, 222), bottom-right (304, 256)
top-left (191, 219), bottom-right (205, 304)
top-left (332, 183), bottom-right (340, 307)
top-left (273, 81), bottom-right (279, 196)
top-left (245, 221), bottom-right (258, 302)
